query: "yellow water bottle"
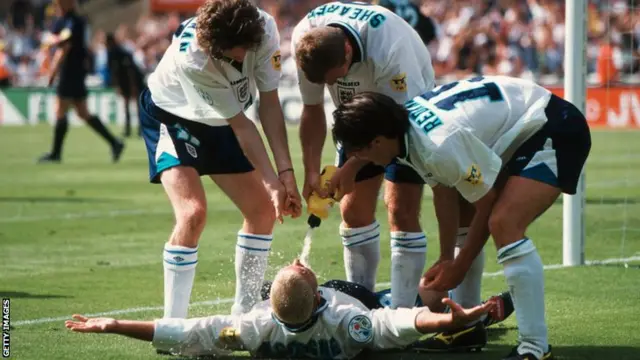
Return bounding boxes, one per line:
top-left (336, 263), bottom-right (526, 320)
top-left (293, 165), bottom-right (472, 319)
top-left (307, 165), bottom-right (338, 228)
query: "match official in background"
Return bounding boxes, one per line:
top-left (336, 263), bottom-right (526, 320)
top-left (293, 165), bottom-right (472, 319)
top-left (38, 0), bottom-right (124, 164)
top-left (105, 32), bottom-right (145, 138)
top-left (374, 0), bottom-right (438, 46)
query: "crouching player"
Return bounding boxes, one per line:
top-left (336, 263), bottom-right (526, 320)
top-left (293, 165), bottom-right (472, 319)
top-left (331, 76), bottom-right (592, 360)
top-left (139, 0), bottom-right (301, 322)
top-left (66, 258), bottom-right (494, 358)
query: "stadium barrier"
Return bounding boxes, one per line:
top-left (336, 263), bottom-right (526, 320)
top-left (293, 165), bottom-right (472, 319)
top-left (1, 85), bottom-right (639, 128)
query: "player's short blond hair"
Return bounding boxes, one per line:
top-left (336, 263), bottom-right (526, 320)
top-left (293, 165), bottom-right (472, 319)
top-left (295, 27), bottom-right (347, 84)
top-left (270, 266), bottom-right (316, 325)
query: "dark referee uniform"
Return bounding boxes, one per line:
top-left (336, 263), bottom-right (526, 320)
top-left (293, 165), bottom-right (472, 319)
top-left (376, 0), bottom-right (437, 45)
top-left (106, 33), bottom-right (145, 137)
top-left (51, 9), bottom-right (91, 99)
top-left (39, 9), bottom-right (124, 164)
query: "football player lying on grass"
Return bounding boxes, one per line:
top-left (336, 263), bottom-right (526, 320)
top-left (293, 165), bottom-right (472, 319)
top-left (66, 258), bottom-right (494, 359)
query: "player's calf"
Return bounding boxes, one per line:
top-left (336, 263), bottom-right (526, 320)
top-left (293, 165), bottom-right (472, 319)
top-left (160, 167), bottom-right (208, 319)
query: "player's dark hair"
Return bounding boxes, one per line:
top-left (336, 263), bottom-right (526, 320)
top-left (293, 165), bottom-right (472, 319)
top-left (196, 0), bottom-right (265, 59)
top-left (332, 92), bottom-right (410, 152)
top-left (295, 27), bottom-right (347, 84)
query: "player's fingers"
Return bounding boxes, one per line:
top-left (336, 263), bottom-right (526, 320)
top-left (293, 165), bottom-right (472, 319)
top-left (441, 298), bottom-right (463, 313)
top-left (465, 303), bottom-right (494, 319)
top-left (72, 314), bottom-right (88, 322)
top-left (64, 321), bottom-right (77, 329)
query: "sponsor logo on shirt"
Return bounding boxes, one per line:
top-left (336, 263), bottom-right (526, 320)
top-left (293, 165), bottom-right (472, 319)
top-left (465, 164), bottom-right (483, 185)
top-left (337, 85), bottom-right (356, 104)
top-left (232, 77), bottom-right (250, 103)
top-left (271, 50), bottom-right (281, 71)
top-left (390, 73), bottom-right (407, 92)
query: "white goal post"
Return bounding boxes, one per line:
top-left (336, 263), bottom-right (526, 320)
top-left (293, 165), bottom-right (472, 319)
top-left (562, 0), bottom-right (587, 266)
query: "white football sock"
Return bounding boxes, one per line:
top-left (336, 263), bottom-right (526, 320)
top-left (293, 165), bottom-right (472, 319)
top-left (451, 227), bottom-right (485, 324)
top-left (232, 232), bottom-right (272, 315)
top-left (390, 231), bottom-right (426, 308)
top-left (163, 243), bottom-right (198, 319)
top-left (341, 221), bottom-right (381, 291)
top-left (499, 238), bottom-right (549, 358)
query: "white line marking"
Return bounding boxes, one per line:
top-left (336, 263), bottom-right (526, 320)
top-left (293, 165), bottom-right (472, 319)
top-left (13, 255), bottom-right (640, 327)
top-left (0, 209), bottom-right (172, 223)
top-left (13, 299), bottom-right (234, 326)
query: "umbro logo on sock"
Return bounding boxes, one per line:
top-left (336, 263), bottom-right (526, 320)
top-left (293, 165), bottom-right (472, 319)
top-left (173, 256), bottom-right (185, 262)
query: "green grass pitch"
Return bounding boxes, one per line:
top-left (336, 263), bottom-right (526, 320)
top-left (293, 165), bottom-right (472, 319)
top-left (1, 125), bottom-right (639, 359)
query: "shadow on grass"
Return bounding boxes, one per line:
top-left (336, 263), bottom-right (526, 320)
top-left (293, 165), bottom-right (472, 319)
top-left (172, 345), bottom-right (640, 360)
top-left (0, 291), bottom-right (72, 299)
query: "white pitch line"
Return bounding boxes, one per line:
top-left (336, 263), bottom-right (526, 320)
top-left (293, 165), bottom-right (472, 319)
top-left (12, 298), bottom-right (234, 326)
top-left (12, 255), bottom-right (640, 327)
top-left (0, 209), bottom-right (172, 223)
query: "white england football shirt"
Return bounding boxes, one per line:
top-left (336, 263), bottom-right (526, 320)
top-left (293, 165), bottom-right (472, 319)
top-left (152, 287), bottom-right (426, 359)
top-left (147, 10), bottom-right (282, 126)
top-left (397, 76), bottom-right (553, 203)
top-left (291, 1), bottom-right (435, 106)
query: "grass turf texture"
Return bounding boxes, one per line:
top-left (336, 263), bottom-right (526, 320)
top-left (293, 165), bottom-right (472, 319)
top-left (1, 125), bottom-right (639, 359)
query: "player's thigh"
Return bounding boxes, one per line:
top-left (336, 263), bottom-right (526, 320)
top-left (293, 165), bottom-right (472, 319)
top-left (160, 165), bottom-right (207, 226)
top-left (383, 162), bottom-right (426, 232)
top-left (54, 97), bottom-right (72, 118)
top-left (491, 121), bottom-right (562, 246)
top-left (336, 145), bottom-right (385, 227)
top-left (210, 171), bottom-right (275, 234)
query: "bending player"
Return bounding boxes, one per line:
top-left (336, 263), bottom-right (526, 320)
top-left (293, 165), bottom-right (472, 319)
top-left (292, 0), bottom-right (453, 311)
top-left (66, 258), bottom-right (495, 358)
top-left (139, 0), bottom-right (301, 322)
top-left (331, 76), bottom-right (592, 360)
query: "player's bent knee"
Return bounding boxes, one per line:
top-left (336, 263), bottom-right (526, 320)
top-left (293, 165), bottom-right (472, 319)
top-left (243, 198), bottom-right (277, 232)
top-left (176, 201), bottom-right (207, 236)
top-left (488, 209), bottom-right (524, 245)
top-left (340, 208), bottom-right (375, 229)
top-left (386, 202), bottom-right (420, 231)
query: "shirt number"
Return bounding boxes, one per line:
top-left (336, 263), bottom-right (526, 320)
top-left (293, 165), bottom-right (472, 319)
top-left (420, 76), bottom-right (504, 111)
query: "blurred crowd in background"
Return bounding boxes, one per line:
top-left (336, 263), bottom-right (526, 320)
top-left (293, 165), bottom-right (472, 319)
top-left (1, 0), bottom-right (639, 88)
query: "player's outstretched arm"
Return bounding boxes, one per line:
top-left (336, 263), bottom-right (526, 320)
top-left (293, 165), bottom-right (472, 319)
top-left (65, 315), bottom-right (154, 341)
top-left (67, 314), bottom-right (243, 356)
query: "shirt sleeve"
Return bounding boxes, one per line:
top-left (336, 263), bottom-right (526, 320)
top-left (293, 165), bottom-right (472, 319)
top-left (373, 39), bottom-right (429, 104)
top-left (153, 316), bottom-right (238, 356)
top-left (340, 307), bottom-right (426, 352)
top-left (253, 14), bottom-right (282, 92)
top-left (179, 64), bottom-right (242, 121)
top-left (435, 129), bottom-right (503, 203)
top-left (291, 22), bottom-right (325, 105)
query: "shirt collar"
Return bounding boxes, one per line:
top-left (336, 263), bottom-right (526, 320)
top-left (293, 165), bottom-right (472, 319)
top-left (271, 295), bottom-right (329, 333)
top-left (397, 133), bottom-right (410, 161)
